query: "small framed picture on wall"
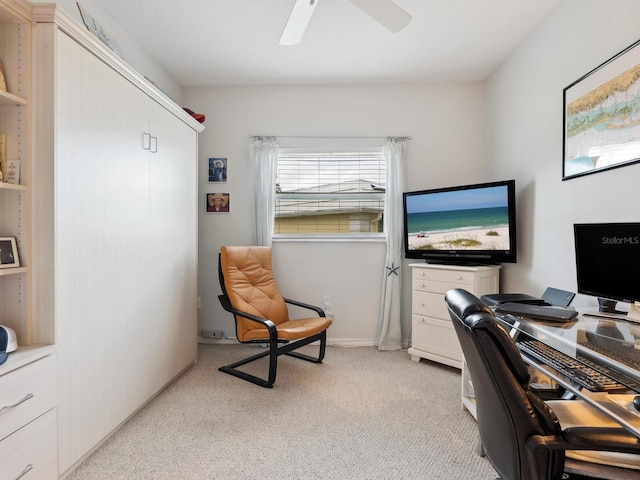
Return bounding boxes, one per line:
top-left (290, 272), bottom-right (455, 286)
top-left (208, 157), bottom-right (227, 183)
top-left (206, 193), bottom-right (230, 213)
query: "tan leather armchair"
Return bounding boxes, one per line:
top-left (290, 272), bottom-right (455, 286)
top-left (217, 246), bottom-right (332, 388)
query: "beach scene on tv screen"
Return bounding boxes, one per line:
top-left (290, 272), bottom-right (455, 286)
top-left (407, 185), bottom-right (511, 251)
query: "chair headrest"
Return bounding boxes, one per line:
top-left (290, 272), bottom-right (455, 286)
top-left (445, 288), bottom-right (493, 321)
top-left (446, 287), bottom-right (531, 386)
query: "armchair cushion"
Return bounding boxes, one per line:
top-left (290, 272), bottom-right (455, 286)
top-left (221, 246), bottom-right (289, 337)
top-left (220, 245), bottom-right (331, 342)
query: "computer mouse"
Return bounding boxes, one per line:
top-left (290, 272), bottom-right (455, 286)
top-left (633, 396), bottom-right (640, 411)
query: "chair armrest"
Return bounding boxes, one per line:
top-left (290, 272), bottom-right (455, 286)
top-left (218, 295), bottom-right (277, 331)
top-left (283, 297), bottom-right (326, 317)
top-left (562, 426), bottom-right (640, 454)
top-left (527, 428), bottom-right (640, 457)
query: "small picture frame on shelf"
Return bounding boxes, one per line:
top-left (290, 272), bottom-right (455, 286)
top-left (0, 237), bottom-right (19, 268)
top-left (6, 160), bottom-right (20, 185)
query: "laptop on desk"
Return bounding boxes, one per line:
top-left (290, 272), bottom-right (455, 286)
top-left (481, 287), bottom-right (576, 308)
top-left (494, 302), bottom-right (579, 322)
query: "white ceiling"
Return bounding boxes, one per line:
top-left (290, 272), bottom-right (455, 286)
top-left (90, 0), bottom-right (561, 87)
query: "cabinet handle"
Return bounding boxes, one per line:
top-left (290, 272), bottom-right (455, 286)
top-left (142, 132), bottom-right (151, 150)
top-left (150, 136), bottom-right (158, 153)
top-left (456, 276), bottom-right (462, 280)
top-left (15, 464), bottom-right (35, 480)
top-left (0, 393), bottom-right (34, 413)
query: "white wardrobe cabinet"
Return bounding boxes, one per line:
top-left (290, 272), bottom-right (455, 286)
top-left (32, 6), bottom-right (203, 477)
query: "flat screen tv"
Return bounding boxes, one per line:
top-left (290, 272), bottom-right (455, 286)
top-left (403, 179), bottom-right (517, 264)
top-left (574, 223), bottom-right (640, 312)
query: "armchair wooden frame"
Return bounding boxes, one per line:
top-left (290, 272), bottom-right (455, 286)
top-left (217, 248), bottom-right (329, 388)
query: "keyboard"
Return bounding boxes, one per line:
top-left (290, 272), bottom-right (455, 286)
top-left (495, 302), bottom-right (578, 322)
top-left (516, 340), bottom-right (628, 392)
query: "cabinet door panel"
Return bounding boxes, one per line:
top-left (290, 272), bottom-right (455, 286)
top-left (148, 100), bottom-right (198, 394)
top-left (55, 32), bottom-right (150, 471)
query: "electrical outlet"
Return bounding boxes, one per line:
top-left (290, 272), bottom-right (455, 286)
top-left (200, 329), bottom-right (224, 339)
top-left (323, 295), bottom-right (331, 311)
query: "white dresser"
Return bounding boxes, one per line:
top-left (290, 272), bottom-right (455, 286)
top-left (408, 263), bottom-right (500, 369)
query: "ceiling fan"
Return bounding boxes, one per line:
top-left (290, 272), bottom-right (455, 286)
top-left (280, 0), bottom-right (412, 46)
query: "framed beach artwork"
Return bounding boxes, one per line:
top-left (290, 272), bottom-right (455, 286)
top-left (208, 157), bottom-right (227, 183)
top-left (563, 38), bottom-right (640, 180)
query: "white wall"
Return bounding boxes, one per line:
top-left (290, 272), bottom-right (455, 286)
top-left (185, 83), bottom-right (487, 345)
top-left (30, 0), bottom-right (183, 102)
top-left (485, 0), bottom-right (640, 310)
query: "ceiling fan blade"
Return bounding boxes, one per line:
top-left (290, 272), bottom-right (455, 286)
top-left (346, 0), bottom-right (412, 33)
top-left (280, 0), bottom-right (320, 46)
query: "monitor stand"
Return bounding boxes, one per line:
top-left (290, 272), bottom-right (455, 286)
top-left (581, 298), bottom-right (630, 321)
top-left (598, 298), bottom-right (626, 315)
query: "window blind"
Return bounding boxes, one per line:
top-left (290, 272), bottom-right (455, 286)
top-left (275, 152), bottom-right (386, 235)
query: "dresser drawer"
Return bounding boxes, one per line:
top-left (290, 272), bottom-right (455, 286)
top-left (412, 267), bottom-right (475, 285)
top-left (412, 291), bottom-right (449, 319)
top-left (0, 354), bottom-right (57, 441)
top-left (412, 315), bottom-right (462, 363)
top-left (0, 408), bottom-right (57, 480)
top-left (413, 278), bottom-right (478, 295)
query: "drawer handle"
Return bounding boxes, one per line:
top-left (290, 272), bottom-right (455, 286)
top-left (16, 464), bottom-right (35, 480)
top-left (0, 393), bottom-right (35, 413)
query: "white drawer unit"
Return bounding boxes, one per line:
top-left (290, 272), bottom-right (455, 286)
top-left (0, 353), bottom-right (58, 479)
top-left (0, 408), bottom-right (57, 480)
top-left (408, 263), bottom-right (499, 369)
top-left (0, 354), bottom-right (57, 442)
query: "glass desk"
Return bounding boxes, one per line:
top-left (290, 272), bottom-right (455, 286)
top-left (495, 311), bottom-right (640, 439)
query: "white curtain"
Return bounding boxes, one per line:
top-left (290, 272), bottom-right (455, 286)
top-left (249, 136), bottom-right (279, 247)
top-left (376, 137), bottom-right (408, 350)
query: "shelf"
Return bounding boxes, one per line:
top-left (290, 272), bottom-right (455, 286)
top-left (0, 266), bottom-right (27, 276)
top-left (0, 182), bottom-right (26, 191)
top-left (0, 344), bottom-right (56, 376)
top-left (462, 395), bottom-right (477, 419)
top-left (0, 89), bottom-right (27, 106)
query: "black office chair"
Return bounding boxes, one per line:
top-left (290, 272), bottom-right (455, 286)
top-left (445, 288), bottom-right (640, 480)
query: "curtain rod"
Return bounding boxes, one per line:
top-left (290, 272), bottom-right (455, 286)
top-left (248, 135), bottom-right (411, 140)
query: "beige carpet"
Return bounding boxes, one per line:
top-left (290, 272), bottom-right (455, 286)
top-left (65, 344), bottom-right (497, 479)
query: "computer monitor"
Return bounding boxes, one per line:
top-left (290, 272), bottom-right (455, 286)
top-left (574, 223), bottom-right (640, 313)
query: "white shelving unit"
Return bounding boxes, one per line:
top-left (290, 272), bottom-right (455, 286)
top-left (0, 2), bottom-right (59, 479)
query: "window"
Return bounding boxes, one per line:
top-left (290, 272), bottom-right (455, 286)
top-left (274, 151), bottom-right (386, 236)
